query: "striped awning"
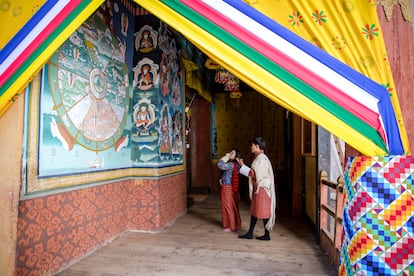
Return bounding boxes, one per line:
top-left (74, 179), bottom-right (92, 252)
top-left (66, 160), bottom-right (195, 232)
top-left (0, 0), bottom-right (104, 117)
top-left (135, 0), bottom-right (406, 156)
top-left (0, 0), bottom-right (408, 156)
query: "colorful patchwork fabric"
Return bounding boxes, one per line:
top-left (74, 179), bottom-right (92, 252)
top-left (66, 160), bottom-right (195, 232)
top-left (340, 156), bottom-right (414, 275)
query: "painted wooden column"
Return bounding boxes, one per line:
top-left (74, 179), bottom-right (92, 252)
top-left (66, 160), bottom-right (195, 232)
top-left (0, 96), bottom-right (24, 276)
top-left (291, 114), bottom-right (303, 216)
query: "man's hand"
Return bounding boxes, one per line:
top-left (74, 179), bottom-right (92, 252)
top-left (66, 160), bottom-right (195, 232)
top-left (237, 158), bottom-right (244, 166)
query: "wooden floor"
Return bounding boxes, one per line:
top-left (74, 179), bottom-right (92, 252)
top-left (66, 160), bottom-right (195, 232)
top-left (58, 192), bottom-right (336, 276)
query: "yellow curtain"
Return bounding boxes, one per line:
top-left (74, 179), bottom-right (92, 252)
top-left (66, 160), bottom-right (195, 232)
top-left (0, 0), bottom-right (47, 48)
top-left (249, 0), bottom-right (410, 154)
top-left (182, 58), bottom-right (212, 102)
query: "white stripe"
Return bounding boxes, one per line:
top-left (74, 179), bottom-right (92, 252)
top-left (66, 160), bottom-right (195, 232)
top-left (201, 0), bottom-right (380, 114)
top-left (0, 0), bottom-right (70, 75)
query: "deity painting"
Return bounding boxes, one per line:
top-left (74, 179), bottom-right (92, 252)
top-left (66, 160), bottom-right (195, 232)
top-left (133, 100), bottom-right (155, 136)
top-left (172, 111), bottom-right (183, 155)
top-left (159, 52), bottom-right (171, 96)
top-left (138, 65), bottom-right (153, 86)
top-left (158, 105), bottom-right (172, 154)
top-left (120, 12), bottom-right (129, 37)
top-left (135, 25), bottom-right (158, 54)
top-left (171, 74), bottom-right (181, 106)
top-left (133, 57), bottom-right (159, 91)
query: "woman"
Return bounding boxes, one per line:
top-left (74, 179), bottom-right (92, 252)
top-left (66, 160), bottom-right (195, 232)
top-left (217, 149), bottom-right (242, 232)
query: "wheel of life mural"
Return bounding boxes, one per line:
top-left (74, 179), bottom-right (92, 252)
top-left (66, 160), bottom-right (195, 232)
top-left (47, 12), bottom-right (129, 152)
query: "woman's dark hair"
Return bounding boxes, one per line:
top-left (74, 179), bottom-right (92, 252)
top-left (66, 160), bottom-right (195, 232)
top-left (252, 137), bottom-right (266, 150)
top-left (233, 149), bottom-right (242, 159)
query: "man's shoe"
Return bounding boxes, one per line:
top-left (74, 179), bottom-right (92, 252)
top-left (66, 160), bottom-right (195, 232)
top-left (238, 233), bottom-right (253, 239)
top-left (256, 235), bottom-right (270, 241)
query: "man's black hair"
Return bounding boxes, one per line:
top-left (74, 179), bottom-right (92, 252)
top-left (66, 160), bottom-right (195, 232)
top-left (252, 137), bottom-right (266, 150)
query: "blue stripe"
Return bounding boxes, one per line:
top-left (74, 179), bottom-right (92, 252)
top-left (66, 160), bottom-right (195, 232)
top-left (223, 0), bottom-right (404, 155)
top-left (0, 0), bottom-right (59, 64)
top-left (223, 0), bottom-right (379, 98)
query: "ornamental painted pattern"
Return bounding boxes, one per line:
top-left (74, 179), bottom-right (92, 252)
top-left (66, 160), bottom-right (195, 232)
top-left (15, 174), bottom-right (186, 275)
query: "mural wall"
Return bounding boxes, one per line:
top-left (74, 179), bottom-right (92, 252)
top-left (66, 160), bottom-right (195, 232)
top-left (25, 1), bottom-right (184, 192)
top-left (131, 16), bottom-right (183, 167)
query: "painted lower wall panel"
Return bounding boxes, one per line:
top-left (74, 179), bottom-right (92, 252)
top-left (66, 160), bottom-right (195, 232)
top-left (15, 174), bottom-right (187, 275)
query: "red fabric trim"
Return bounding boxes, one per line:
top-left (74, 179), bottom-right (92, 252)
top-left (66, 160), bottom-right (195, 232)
top-left (232, 162), bottom-right (239, 192)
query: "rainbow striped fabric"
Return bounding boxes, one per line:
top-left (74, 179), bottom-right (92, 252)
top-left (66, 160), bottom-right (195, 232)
top-left (0, 0), bottom-right (409, 156)
top-left (0, 0), bottom-right (103, 117)
top-left (135, 0), bottom-right (408, 156)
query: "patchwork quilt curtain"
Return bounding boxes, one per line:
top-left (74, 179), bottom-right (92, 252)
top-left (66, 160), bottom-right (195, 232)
top-left (341, 156), bottom-right (414, 275)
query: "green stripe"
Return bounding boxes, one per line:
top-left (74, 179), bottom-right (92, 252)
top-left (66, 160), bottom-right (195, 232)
top-left (0, 1), bottom-right (96, 97)
top-left (161, 0), bottom-right (387, 152)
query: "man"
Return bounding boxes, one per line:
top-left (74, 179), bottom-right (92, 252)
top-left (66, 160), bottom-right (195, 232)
top-left (238, 137), bottom-right (276, 240)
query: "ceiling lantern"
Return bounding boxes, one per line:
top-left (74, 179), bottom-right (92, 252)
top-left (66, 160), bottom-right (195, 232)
top-left (206, 58), bottom-right (242, 107)
top-left (215, 68), bottom-right (230, 84)
top-left (224, 73), bottom-right (241, 107)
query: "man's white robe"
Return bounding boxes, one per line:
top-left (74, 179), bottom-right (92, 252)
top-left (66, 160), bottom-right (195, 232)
top-left (240, 153), bottom-right (276, 230)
